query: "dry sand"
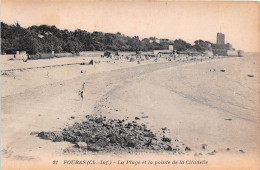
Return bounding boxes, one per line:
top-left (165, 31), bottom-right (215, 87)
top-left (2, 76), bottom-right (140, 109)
top-left (1, 53), bottom-right (259, 169)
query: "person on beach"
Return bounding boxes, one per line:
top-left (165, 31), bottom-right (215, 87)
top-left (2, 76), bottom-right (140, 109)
top-left (80, 82), bottom-right (86, 101)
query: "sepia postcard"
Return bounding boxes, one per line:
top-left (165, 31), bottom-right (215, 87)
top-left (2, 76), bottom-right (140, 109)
top-left (1, 0), bottom-right (259, 169)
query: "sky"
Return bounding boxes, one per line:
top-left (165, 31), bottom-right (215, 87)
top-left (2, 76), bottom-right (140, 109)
top-left (1, 0), bottom-right (259, 52)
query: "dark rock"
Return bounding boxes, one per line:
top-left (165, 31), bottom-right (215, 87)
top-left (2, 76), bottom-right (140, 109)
top-left (117, 136), bottom-right (126, 146)
top-left (144, 132), bottom-right (155, 138)
top-left (185, 146), bottom-right (191, 151)
top-left (52, 131), bottom-right (64, 142)
top-left (96, 138), bottom-right (109, 147)
top-left (164, 145), bottom-right (173, 151)
top-left (75, 142), bottom-right (88, 150)
top-left (145, 139), bottom-right (152, 146)
top-left (124, 136), bottom-right (136, 148)
top-left (63, 133), bottom-right (77, 143)
top-left (225, 118), bottom-right (232, 121)
top-left (38, 132), bottom-right (53, 140)
top-left (88, 137), bottom-right (96, 143)
top-left (87, 143), bottom-right (101, 152)
top-left (135, 117), bottom-right (140, 120)
top-left (162, 136), bottom-right (171, 142)
top-left (38, 131), bottom-right (64, 142)
top-left (162, 127), bottom-right (167, 131)
top-left (30, 131), bottom-right (39, 135)
top-left (107, 134), bottom-right (117, 143)
top-left (95, 118), bottom-right (103, 124)
top-left (172, 148), bottom-right (179, 152)
top-left (202, 144), bottom-right (207, 150)
top-left (239, 150), bottom-right (245, 153)
top-left (207, 150), bottom-right (217, 155)
top-left (35, 115), bottom-right (178, 153)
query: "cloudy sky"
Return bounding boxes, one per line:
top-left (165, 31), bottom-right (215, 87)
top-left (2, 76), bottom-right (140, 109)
top-left (1, 0), bottom-right (259, 52)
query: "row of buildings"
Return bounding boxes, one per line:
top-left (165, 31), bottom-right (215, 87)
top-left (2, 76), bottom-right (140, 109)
top-left (150, 33), bottom-right (237, 57)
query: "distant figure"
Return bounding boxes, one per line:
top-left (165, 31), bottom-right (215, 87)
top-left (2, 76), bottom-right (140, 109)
top-left (80, 91), bottom-right (84, 100)
top-left (81, 82), bottom-right (86, 91)
top-left (80, 82), bottom-right (86, 101)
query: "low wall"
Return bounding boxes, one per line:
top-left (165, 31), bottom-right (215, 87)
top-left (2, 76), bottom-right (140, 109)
top-left (30, 53), bottom-right (54, 60)
top-left (80, 51), bottom-right (154, 57)
top-left (154, 50), bottom-right (173, 55)
top-left (1, 54), bottom-right (29, 61)
top-left (30, 53), bottom-right (79, 60)
top-left (140, 51), bottom-right (154, 55)
top-left (212, 49), bottom-right (228, 56)
top-left (25, 51), bottom-right (159, 60)
top-left (80, 51), bottom-right (104, 57)
top-left (227, 50), bottom-right (238, 57)
top-left (55, 53), bottom-right (75, 58)
top-left (118, 51), bottom-right (136, 56)
top-left (1, 54), bottom-right (14, 61)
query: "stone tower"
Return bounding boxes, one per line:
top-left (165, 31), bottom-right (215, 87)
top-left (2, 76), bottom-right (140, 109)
top-left (217, 33), bottom-right (225, 45)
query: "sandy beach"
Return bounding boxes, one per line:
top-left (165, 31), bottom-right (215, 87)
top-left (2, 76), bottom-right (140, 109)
top-left (1, 53), bottom-right (259, 169)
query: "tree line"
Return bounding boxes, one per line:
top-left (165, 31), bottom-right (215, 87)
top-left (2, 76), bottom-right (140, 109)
top-left (1, 22), bottom-right (212, 55)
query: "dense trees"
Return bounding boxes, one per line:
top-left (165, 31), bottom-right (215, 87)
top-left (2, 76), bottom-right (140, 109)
top-left (193, 40), bottom-right (212, 52)
top-left (173, 39), bottom-right (192, 51)
top-left (1, 22), bottom-right (212, 54)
